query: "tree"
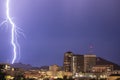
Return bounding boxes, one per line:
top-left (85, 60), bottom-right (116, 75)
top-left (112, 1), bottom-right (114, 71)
top-left (13, 73), bottom-right (26, 80)
top-left (63, 75), bottom-right (67, 80)
top-left (116, 78), bottom-right (120, 80)
top-left (0, 70), bottom-right (6, 80)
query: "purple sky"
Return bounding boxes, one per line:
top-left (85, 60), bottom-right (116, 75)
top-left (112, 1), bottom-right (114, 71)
top-left (0, 0), bottom-right (120, 66)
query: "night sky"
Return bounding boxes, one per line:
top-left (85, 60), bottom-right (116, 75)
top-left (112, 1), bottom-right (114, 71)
top-left (0, 0), bottom-right (120, 66)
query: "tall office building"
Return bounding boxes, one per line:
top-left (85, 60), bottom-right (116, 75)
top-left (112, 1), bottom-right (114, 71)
top-left (72, 54), bottom-right (84, 73)
top-left (63, 51), bottom-right (97, 73)
top-left (63, 51), bottom-right (73, 72)
top-left (63, 52), bottom-right (84, 73)
top-left (84, 54), bottom-right (96, 72)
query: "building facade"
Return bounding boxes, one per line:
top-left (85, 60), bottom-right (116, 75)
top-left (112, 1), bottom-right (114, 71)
top-left (84, 54), bottom-right (96, 72)
top-left (63, 52), bottom-right (97, 73)
top-left (72, 54), bottom-right (84, 73)
top-left (63, 51), bottom-right (73, 72)
top-left (92, 65), bottom-right (113, 73)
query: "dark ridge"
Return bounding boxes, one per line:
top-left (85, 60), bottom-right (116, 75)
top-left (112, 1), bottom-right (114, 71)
top-left (10, 63), bottom-right (33, 70)
top-left (96, 57), bottom-right (120, 70)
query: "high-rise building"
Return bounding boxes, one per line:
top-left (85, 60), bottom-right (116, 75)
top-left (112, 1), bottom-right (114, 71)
top-left (84, 54), bottom-right (96, 72)
top-left (63, 52), bottom-right (84, 73)
top-left (72, 54), bottom-right (84, 73)
top-left (63, 51), bottom-right (73, 72)
top-left (63, 52), bottom-right (97, 73)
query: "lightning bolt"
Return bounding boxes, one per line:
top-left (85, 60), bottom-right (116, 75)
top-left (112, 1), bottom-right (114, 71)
top-left (0, 0), bottom-right (24, 64)
top-left (6, 0), bottom-right (17, 64)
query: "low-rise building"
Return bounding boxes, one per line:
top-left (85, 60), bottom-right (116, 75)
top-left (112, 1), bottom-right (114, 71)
top-left (92, 65), bottom-right (113, 73)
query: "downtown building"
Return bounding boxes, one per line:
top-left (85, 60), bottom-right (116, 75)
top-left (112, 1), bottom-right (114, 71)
top-left (63, 51), bottom-right (73, 72)
top-left (63, 51), bottom-right (96, 73)
top-left (84, 54), bottom-right (96, 72)
top-left (72, 54), bottom-right (84, 73)
top-left (63, 51), bottom-right (84, 73)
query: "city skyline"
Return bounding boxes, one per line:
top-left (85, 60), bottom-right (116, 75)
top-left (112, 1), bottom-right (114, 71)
top-left (0, 0), bottom-right (120, 66)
